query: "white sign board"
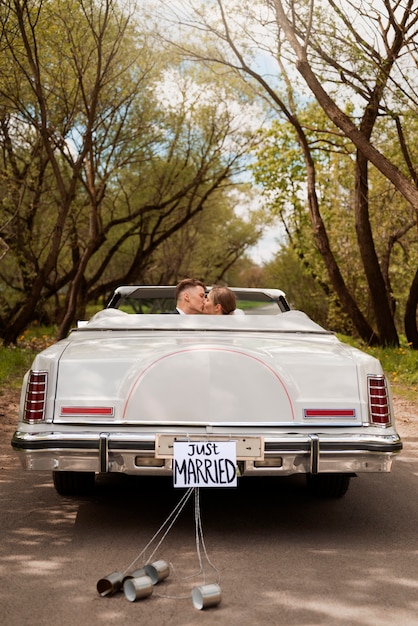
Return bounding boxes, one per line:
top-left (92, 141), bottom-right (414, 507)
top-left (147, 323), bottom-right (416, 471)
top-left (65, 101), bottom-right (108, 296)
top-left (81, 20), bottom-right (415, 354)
top-left (173, 441), bottom-right (237, 488)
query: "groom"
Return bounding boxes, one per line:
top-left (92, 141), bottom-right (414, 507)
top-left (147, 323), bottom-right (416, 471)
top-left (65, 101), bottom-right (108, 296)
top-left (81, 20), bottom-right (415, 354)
top-left (172, 278), bottom-right (206, 314)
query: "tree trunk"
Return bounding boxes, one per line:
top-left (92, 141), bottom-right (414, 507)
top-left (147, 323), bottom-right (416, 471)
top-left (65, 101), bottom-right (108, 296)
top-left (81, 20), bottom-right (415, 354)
top-left (2, 273), bottom-right (47, 345)
top-left (354, 152), bottom-right (399, 345)
top-left (304, 152), bottom-right (378, 343)
top-left (272, 1), bottom-right (418, 211)
top-left (404, 267), bottom-right (418, 349)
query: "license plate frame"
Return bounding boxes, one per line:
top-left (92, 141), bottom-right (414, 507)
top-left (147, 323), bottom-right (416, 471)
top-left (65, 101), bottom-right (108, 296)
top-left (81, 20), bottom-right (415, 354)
top-left (155, 434), bottom-right (264, 460)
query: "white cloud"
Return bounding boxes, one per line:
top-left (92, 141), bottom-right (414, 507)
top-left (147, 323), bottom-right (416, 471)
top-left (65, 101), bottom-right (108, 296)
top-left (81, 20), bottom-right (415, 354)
top-left (249, 226), bottom-right (283, 264)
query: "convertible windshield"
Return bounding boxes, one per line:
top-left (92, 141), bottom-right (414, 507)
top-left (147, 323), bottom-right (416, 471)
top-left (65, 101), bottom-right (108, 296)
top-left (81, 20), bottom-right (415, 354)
top-left (106, 286), bottom-right (291, 315)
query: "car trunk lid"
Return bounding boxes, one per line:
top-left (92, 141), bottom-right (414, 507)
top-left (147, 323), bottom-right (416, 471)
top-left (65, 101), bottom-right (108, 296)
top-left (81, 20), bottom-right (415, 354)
top-left (53, 331), bottom-right (365, 426)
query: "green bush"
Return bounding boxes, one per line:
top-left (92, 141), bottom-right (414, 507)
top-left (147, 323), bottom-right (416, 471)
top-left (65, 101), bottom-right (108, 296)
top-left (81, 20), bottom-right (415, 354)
top-left (339, 334), bottom-right (418, 399)
top-left (0, 326), bottom-right (56, 393)
top-left (0, 346), bottom-right (34, 392)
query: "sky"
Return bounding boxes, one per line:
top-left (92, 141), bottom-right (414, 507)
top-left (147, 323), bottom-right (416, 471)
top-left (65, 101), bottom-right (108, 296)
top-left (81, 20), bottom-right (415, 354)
top-left (148, 0), bottom-right (289, 266)
top-left (249, 227), bottom-right (279, 264)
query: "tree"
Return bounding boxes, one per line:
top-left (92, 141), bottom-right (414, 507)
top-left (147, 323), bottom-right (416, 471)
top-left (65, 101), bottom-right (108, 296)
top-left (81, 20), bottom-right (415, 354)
top-left (0, 0), bottom-right (148, 342)
top-left (155, 0), bottom-right (418, 346)
top-left (143, 184), bottom-right (262, 286)
top-left (0, 0), bottom-right (262, 343)
top-left (253, 108), bottom-right (417, 334)
top-left (272, 0), bottom-right (418, 345)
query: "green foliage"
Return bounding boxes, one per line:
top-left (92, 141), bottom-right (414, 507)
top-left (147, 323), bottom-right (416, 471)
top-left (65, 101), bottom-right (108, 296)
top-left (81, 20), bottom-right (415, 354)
top-left (17, 325), bottom-right (58, 348)
top-left (0, 0), bottom-right (263, 342)
top-left (252, 103), bottom-right (418, 339)
top-left (0, 347), bottom-right (33, 392)
top-left (0, 325), bottom-right (57, 391)
top-left (263, 245), bottom-right (329, 327)
top-left (142, 184), bottom-right (263, 286)
top-left (339, 334), bottom-right (418, 396)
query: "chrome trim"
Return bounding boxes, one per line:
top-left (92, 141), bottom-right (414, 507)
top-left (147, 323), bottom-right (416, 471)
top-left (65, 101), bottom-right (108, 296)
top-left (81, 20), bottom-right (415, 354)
top-left (309, 434), bottom-right (320, 474)
top-left (11, 429), bottom-right (402, 476)
top-left (99, 432), bottom-right (109, 473)
top-left (52, 419), bottom-right (364, 428)
top-left (367, 374), bottom-right (391, 427)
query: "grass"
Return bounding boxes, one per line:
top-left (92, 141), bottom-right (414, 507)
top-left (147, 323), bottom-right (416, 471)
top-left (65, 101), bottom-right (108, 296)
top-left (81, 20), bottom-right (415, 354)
top-left (1, 326), bottom-right (417, 401)
top-left (0, 326), bottom-right (56, 393)
top-left (338, 334), bottom-right (418, 401)
top-left (0, 345), bottom-right (34, 392)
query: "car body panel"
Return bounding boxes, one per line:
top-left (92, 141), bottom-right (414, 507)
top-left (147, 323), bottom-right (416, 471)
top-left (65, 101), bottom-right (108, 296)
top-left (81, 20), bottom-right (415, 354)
top-left (11, 287), bottom-right (402, 489)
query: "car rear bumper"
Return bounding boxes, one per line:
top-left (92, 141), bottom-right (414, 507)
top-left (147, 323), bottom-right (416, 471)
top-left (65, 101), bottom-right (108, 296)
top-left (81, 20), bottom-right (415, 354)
top-left (11, 429), bottom-right (403, 476)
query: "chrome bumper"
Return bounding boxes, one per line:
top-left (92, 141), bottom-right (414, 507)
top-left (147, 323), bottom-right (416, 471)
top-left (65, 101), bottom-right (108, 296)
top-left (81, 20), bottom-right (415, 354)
top-left (11, 429), bottom-right (403, 476)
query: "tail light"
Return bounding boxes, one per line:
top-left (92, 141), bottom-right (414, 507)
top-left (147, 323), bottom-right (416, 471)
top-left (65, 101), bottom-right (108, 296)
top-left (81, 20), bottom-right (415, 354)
top-left (368, 375), bottom-right (391, 426)
top-left (23, 370), bottom-right (47, 423)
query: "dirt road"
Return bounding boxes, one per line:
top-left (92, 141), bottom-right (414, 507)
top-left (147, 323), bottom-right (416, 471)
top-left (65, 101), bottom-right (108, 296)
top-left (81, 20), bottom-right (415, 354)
top-left (1, 390), bottom-right (417, 626)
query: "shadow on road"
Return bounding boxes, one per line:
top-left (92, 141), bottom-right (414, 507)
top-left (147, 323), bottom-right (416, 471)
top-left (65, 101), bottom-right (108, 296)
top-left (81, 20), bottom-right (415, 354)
top-left (1, 465), bottom-right (417, 625)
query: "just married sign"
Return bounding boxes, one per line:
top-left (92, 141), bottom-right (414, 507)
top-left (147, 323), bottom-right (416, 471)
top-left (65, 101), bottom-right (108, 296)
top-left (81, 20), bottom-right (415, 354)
top-left (173, 441), bottom-right (237, 488)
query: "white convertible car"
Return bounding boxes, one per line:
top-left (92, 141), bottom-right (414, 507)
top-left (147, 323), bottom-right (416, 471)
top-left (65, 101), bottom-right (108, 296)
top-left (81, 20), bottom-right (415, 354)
top-left (11, 286), bottom-right (402, 498)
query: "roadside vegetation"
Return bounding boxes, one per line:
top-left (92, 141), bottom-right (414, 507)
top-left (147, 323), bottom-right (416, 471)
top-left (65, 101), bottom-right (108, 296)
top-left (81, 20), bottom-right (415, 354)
top-left (338, 335), bottom-right (418, 402)
top-left (1, 327), bottom-right (417, 401)
top-left (0, 327), bottom-right (56, 392)
top-left (1, 1), bottom-right (418, 351)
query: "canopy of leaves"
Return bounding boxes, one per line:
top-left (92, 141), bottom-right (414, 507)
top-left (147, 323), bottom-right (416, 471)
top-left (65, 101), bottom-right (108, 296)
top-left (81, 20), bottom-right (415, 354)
top-left (152, 0), bottom-right (418, 346)
top-left (0, 0), bottom-right (264, 343)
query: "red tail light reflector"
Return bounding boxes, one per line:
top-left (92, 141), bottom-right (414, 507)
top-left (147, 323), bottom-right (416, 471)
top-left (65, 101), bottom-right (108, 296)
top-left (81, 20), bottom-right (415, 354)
top-left (60, 406), bottom-right (114, 417)
top-left (24, 371), bottom-right (47, 423)
top-left (368, 375), bottom-right (391, 426)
